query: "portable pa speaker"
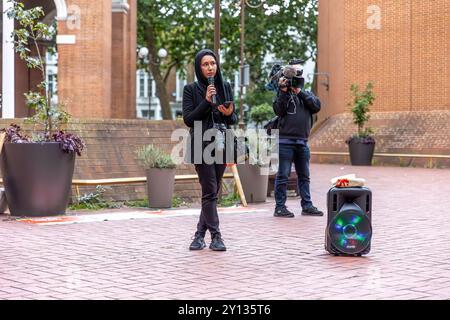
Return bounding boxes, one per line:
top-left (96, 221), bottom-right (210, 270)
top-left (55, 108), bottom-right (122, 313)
top-left (325, 187), bottom-right (372, 256)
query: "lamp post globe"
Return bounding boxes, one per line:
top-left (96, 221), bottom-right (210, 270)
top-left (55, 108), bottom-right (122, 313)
top-left (157, 48), bottom-right (168, 59)
top-left (138, 47), bottom-right (149, 59)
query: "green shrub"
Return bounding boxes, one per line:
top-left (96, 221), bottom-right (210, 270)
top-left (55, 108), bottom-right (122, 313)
top-left (136, 144), bottom-right (176, 169)
top-left (124, 199), bottom-right (149, 208)
top-left (218, 192), bottom-right (241, 207)
top-left (172, 196), bottom-right (187, 208)
top-left (249, 103), bottom-right (275, 128)
top-left (348, 82), bottom-right (376, 140)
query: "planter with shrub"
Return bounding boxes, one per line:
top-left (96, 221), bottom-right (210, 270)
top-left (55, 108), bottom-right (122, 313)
top-left (236, 129), bottom-right (272, 203)
top-left (346, 82), bottom-right (376, 166)
top-left (136, 144), bottom-right (176, 208)
top-left (1, 2), bottom-right (85, 217)
top-left (235, 103), bottom-right (276, 203)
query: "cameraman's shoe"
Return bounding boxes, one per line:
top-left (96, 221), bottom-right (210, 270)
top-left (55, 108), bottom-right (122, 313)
top-left (210, 232), bottom-right (227, 251)
top-left (301, 206), bottom-right (324, 216)
top-left (274, 206), bottom-right (295, 218)
top-left (189, 231), bottom-right (206, 250)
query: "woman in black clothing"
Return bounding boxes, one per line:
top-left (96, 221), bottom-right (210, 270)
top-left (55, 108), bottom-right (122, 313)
top-left (182, 49), bottom-right (237, 251)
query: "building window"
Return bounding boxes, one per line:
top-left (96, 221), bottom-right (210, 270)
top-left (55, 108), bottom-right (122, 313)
top-left (48, 74), bottom-right (57, 97)
top-left (141, 109), bottom-right (155, 119)
top-left (139, 73), bottom-right (146, 98)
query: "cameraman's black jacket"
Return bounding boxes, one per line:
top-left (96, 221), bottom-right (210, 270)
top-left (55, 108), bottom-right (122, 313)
top-left (273, 90), bottom-right (321, 140)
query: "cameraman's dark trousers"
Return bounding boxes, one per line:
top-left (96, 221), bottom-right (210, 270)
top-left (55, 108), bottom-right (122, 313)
top-left (194, 163), bottom-right (226, 236)
top-left (275, 142), bottom-right (312, 210)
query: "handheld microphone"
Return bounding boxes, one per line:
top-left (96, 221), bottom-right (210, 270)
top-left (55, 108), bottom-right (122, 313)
top-left (207, 77), bottom-right (217, 105)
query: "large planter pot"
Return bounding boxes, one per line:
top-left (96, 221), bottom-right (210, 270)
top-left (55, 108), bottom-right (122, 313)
top-left (236, 164), bottom-right (269, 203)
top-left (0, 142), bottom-right (75, 217)
top-left (348, 139), bottom-right (375, 166)
top-left (145, 168), bottom-right (175, 208)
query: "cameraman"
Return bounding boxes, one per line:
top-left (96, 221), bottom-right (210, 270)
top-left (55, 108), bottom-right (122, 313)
top-left (273, 60), bottom-right (323, 218)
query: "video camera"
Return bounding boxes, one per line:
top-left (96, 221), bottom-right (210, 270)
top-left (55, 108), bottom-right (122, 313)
top-left (266, 59), bottom-right (305, 92)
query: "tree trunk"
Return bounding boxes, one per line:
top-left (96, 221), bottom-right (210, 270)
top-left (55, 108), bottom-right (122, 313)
top-left (186, 62), bottom-right (195, 84)
top-left (146, 26), bottom-right (173, 120)
top-left (149, 61), bottom-right (173, 120)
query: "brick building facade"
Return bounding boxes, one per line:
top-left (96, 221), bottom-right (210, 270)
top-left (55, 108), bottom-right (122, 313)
top-left (314, 0), bottom-right (450, 161)
top-left (317, 0), bottom-right (450, 119)
top-left (1, 0), bottom-right (137, 119)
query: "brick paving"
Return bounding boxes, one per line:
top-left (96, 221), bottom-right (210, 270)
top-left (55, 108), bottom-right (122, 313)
top-left (1, 164), bottom-right (450, 300)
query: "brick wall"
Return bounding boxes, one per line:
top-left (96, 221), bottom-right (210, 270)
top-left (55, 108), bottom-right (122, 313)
top-left (58, 0), bottom-right (112, 118)
top-left (127, 0), bottom-right (137, 119)
top-left (111, 0), bottom-right (137, 119)
top-left (309, 111), bottom-right (450, 168)
top-left (1, 0), bottom-right (137, 119)
top-left (318, 0), bottom-right (450, 120)
top-left (0, 119), bottom-right (208, 203)
top-left (111, 11), bottom-right (128, 118)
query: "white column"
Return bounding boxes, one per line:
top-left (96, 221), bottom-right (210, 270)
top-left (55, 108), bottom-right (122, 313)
top-left (2, 0), bottom-right (15, 118)
top-left (112, 0), bottom-right (129, 13)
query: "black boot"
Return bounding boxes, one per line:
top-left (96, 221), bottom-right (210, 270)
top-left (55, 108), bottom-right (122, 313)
top-left (210, 232), bottom-right (227, 251)
top-left (189, 231), bottom-right (206, 250)
top-left (274, 206), bottom-right (295, 218)
top-left (301, 206), bottom-right (324, 216)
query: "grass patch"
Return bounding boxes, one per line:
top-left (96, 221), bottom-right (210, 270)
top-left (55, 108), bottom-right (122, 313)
top-left (69, 186), bottom-right (122, 211)
top-left (218, 192), bottom-right (241, 207)
top-left (172, 196), bottom-right (188, 208)
top-left (68, 202), bottom-right (121, 211)
top-left (123, 197), bottom-right (188, 209)
top-left (70, 187), bottom-right (190, 211)
top-left (124, 199), bottom-right (149, 208)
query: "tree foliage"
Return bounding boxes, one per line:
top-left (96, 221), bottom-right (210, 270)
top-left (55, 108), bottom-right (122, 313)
top-left (4, 1), bottom-right (84, 155)
top-left (6, 0), bottom-right (67, 138)
top-left (348, 82), bottom-right (376, 138)
top-left (137, 0), bottom-right (318, 120)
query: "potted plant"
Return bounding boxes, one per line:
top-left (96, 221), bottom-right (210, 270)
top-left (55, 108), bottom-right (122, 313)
top-left (237, 103), bottom-right (275, 203)
top-left (136, 144), bottom-right (176, 208)
top-left (346, 82), bottom-right (376, 166)
top-left (0, 1), bottom-right (85, 217)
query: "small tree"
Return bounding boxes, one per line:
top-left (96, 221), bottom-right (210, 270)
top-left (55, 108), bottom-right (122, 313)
top-left (6, 0), bottom-right (70, 140)
top-left (348, 82), bottom-right (376, 140)
top-left (5, 1), bottom-right (84, 154)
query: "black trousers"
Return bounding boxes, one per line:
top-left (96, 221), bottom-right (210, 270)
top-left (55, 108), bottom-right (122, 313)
top-left (194, 163), bottom-right (226, 235)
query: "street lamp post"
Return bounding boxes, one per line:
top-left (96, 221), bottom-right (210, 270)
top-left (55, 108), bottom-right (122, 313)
top-left (238, 0), bottom-right (264, 129)
top-left (238, 0), bottom-right (246, 129)
top-left (214, 0), bottom-right (220, 61)
top-left (138, 47), bottom-right (167, 120)
top-left (138, 47), bottom-right (151, 119)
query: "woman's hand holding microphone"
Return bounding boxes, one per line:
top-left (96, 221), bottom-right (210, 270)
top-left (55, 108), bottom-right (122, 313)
top-left (205, 84), bottom-right (216, 104)
top-left (205, 84), bottom-right (234, 116)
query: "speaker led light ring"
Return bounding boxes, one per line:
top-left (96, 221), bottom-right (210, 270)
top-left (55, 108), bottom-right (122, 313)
top-left (328, 210), bottom-right (372, 255)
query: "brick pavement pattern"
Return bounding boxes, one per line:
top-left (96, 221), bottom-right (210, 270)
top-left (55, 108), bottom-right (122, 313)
top-left (1, 164), bottom-right (450, 300)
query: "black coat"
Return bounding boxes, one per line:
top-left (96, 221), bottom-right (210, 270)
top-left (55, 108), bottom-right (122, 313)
top-left (273, 90), bottom-right (321, 140)
top-left (182, 81), bottom-right (238, 164)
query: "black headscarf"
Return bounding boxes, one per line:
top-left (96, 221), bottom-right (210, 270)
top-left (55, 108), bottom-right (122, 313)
top-left (194, 49), bottom-right (230, 105)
